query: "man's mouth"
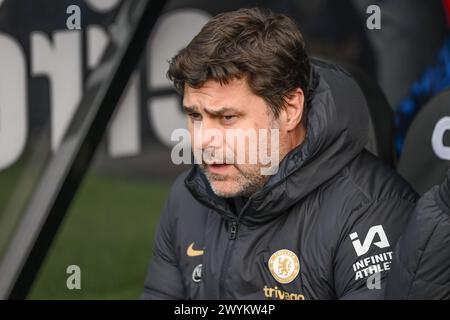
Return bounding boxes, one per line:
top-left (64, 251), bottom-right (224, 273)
top-left (207, 163), bottom-right (232, 175)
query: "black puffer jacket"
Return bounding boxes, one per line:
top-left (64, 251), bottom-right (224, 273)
top-left (142, 61), bottom-right (418, 300)
top-left (386, 171), bottom-right (450, 299)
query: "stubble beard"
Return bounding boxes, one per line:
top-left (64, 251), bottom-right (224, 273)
top-left (200, 162), bottom-right (271, 198)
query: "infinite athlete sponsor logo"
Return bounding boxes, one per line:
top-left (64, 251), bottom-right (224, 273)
top-left (349, 225), bottom-right (392, 281)
top-left (187, 242), bottom-right (204, 257)
top-left (268, 249), bottom-right (300, 284)
top-left (353, 252), bottom-right (392, 281)
top-left (349, 225), bottom-right (390, 257)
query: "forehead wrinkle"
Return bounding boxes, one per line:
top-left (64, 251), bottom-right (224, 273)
top-left (203, 106), bottom-right (240, 116)
top-left (183, 79), bottom-right (252, 114)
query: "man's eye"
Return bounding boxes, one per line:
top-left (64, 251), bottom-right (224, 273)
top-left (189, 113), bottom-right (202, 120)
top-left (222, 115), bottom-right (237, 123)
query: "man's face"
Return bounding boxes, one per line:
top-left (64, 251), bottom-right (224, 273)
top-left (183, 78), bottom-right (289, 198)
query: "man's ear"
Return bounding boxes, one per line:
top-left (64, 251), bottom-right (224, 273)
top-left (282, 88), bottom-right (305, 132)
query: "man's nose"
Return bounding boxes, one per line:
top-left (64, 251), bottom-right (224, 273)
top-left (200, 119), bottom-right (223, 150)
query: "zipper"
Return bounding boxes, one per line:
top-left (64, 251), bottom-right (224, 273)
top-left (218, 219), bottom-right (239, 299)
top-left (218, 200), bottom-right (251, 298)
top-left (229, 221), bottom-right (238, 240)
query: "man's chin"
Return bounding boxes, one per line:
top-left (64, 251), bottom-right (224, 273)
top-left (209, 180), bottom-right (242, 198)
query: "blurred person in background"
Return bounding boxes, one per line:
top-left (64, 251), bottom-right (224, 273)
top-left (386, 170), bottom-right (450, 299)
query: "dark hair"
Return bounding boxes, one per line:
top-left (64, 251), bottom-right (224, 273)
top-left (167, 7), bottom-right (310, 118)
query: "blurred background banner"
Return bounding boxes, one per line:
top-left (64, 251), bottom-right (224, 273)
top-left (0, 0), bottom-right (449, 299)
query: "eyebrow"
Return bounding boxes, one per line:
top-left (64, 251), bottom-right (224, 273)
top-left (182, 105), bottom-right (198, 114)
top-left (182, 105), bottom-right (240, 116)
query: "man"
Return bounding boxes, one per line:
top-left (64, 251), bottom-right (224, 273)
top-left (142, 7), bottom-right (418, 300)
top-left (386, 170), bottom-right (450, 299)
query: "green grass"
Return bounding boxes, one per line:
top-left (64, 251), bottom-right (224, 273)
top-left (0, 162), bottom-right (21, 213)
top-left (0, 154), bottom-right (43, 258)
top-left (0, 161), bottom-right (24, 255)
top-left (27, 173), bottom-right (170, 300)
